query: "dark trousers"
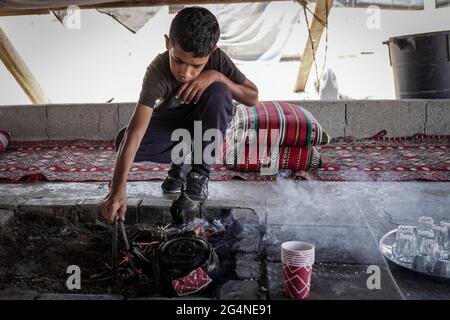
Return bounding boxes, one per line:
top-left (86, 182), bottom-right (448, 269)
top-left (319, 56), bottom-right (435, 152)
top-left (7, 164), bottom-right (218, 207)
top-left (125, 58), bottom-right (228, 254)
top-left (115, 82), bottom-right (234, 176)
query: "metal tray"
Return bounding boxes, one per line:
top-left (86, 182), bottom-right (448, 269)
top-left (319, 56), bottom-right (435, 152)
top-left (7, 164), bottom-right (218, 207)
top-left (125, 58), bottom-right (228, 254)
top-left (379, 229), bottom-right (450, 282)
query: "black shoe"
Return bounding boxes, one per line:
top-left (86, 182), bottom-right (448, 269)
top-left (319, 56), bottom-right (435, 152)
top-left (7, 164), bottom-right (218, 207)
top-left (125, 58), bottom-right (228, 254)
top-left (186, 171), bottom-right (209, 201)
top-left (161, 163), bottom-right (186, 194)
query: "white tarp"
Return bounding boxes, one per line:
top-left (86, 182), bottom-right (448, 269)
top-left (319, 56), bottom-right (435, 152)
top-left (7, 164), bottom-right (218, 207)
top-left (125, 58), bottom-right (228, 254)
top-left (0, 0), bottom-right (428, 10)
top-left (52, 6), bottom-right (161, 33)
top-left (207, 3), bottom-right (301, 63)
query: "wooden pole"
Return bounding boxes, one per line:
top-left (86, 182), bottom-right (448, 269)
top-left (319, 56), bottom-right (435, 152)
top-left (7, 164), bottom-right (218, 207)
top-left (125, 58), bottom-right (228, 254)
top-left (293, 0), bottom-right (333, 93)
top-left (0, 27), bottom-right (50, 104)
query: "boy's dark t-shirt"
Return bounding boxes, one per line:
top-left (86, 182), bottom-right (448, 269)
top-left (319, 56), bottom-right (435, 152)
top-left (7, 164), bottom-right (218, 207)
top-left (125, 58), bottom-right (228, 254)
top-left (138, 47), bottom-right (246, 110)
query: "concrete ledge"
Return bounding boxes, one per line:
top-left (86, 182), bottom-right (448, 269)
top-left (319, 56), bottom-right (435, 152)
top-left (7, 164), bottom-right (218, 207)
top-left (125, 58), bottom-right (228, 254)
top-left (346, 100), bottom-right (427, 137)
top-left (47, 103), bottom-right (118, 140)
top-left (1, 100), bottom-right (449, 141)
top-left (0, 290), bottom-right (39, 300)
top-left (0, 209), bottom-right (14, 227)
top-left (17, 198), bottom-right (81, 223)
top-left (36, 293), bottom-right (124, 300)
top-left (426, 100), bottom-right (450, 135)
top-left (0, 105), bottom-right (47, 140)
top-left (288, 101), bottom-right (346, 138)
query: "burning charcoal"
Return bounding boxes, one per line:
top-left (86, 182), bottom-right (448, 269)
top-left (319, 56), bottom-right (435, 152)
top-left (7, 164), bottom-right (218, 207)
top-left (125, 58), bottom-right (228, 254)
top-left (128, 224), bottom-right (171, 243)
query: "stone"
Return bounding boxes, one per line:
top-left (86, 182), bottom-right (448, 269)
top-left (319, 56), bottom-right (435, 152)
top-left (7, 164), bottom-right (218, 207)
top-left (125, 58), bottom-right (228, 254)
top-left (235, 253), bottom-right (260, 280)
top-left (231, 208), bottom-right (261, 226)
top-left (77, 198), bottom-right (101, 224)
top-left (0, 209), bottom-right (14, 226)
top-left (236, 228), bottom-right (261, 253)
top-left (123, 198), bottom-right (141, 225)
top-left (0, 290), bottom-right (38, 300)
top-left (17, 198), bottom-right (80, 223)
top-left (138, 199), bottom-right (172, 225)
top-left (36, 293), bottom-right (123, 300)
top-left (0, 196), bottom-right (28, 211)
top-left (218, 280), bottom-right (262, 300)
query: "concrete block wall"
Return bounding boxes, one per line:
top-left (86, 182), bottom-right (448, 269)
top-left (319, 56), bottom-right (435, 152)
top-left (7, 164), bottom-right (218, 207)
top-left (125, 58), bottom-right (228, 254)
top-left (345, 100), bottom-right (427, 138)
top-left (0, 100), bottom-right (449, 141)
top-left (0, 105), bottom-right (47, 140)
top-left (46, 104), bottom-right (119, 140)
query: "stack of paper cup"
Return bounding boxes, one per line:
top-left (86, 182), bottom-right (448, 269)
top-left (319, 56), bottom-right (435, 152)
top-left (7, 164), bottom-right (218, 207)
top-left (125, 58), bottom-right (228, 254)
top-left (281, 241), bottom-right (315, 299)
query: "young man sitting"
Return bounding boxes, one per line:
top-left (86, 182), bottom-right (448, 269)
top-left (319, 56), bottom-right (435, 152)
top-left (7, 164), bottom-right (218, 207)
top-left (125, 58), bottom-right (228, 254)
top-left (99, 6), bottom-right (259, 223)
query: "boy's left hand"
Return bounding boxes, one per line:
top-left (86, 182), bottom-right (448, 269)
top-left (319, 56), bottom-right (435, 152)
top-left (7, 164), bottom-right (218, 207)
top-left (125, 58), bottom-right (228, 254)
top-left (176, 70), bottom-right (220, 105)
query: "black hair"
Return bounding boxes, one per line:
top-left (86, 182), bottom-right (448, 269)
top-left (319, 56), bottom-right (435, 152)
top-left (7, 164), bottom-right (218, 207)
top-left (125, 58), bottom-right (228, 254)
top-left (169, 6), bottom-right (220, 57)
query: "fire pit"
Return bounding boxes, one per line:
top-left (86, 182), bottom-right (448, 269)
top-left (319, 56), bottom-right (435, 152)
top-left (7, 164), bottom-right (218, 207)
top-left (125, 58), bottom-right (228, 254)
top-left (0, 205), bottom-right (265, 299)
top-left (154, 236), bottom-right (219, 296)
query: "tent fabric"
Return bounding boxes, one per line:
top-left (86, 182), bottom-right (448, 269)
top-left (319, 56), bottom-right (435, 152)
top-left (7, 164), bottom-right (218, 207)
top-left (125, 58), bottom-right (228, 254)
top-left (207, 3), bottom-right (300, 63)
top-left (0, 0), bottom-right (426, 10)
top-left (52, 6), bottom-right (161, 33)
top-left (96, 7), bottom-right (161, 33)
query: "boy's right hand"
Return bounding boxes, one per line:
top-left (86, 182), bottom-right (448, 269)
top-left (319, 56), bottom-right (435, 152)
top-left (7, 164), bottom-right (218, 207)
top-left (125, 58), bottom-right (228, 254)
top-left (98, 192), bottom-right (127, 224)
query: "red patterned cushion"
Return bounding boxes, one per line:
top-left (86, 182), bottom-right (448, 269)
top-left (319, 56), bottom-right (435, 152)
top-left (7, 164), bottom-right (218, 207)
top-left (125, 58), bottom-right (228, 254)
top-left (222, 143), bottom-right (322, 172)
top-left (228, 101), bottom-right (330, 147)
top-left (0, 130), bottom-right (10, 153)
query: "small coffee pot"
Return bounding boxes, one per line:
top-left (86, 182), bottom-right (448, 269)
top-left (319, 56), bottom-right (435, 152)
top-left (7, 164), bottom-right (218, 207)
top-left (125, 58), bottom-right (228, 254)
top-left (170, 183), bottom-right (198, 226)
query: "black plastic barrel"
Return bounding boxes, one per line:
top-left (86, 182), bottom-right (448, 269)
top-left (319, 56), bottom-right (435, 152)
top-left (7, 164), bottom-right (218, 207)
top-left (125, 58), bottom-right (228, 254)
top-left (383, 31), bottom-right (450, 99)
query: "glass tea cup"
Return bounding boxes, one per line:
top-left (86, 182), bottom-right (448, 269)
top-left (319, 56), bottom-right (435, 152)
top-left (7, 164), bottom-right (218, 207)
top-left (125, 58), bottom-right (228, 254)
top-left (419, 238), bottom-right (440, 271)
top-left (440, 220), bottom-right (450, 242)
top-left (418, 216), bottom-right (434, 232)
top-left (433, 225), bottom-right (449, 250)
top-left (396, 225), bottom-right (416, 238)
top-left (416, 229), bottom-right (435, 250)
top-left (393, 232), bottom-right (417, 264)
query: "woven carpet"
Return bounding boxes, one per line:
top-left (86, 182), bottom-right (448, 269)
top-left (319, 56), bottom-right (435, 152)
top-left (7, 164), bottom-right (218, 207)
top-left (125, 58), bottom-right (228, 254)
top-left (0, 135), bottom-right (449, 183)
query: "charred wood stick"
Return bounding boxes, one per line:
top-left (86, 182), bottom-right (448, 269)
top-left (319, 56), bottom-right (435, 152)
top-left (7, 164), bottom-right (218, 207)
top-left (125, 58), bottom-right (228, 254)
top-left (119, 221), bottom-right (138, 273)
top-left (112, 219), bottom-right (118, 272)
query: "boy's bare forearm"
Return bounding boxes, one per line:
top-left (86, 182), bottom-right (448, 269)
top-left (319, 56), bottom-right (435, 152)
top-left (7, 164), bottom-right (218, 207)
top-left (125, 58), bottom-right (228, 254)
top-left (109, 103), bottom-right (154, 195)
top-left (215, 73), bottom-right (258, 106)
top-left (109, 132), bottom-right (141, 195)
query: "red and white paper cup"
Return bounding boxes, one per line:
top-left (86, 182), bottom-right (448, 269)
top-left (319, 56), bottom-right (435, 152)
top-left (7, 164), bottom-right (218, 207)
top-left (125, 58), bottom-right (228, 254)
top-left (281, 241), bottom-right (315, 299)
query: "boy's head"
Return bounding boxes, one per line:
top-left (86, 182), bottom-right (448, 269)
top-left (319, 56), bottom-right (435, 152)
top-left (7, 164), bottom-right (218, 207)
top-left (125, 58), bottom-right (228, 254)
top-left (165, 7), bottom-right (220, 83)
top-left (168, 7), bottom-right (220, 57)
